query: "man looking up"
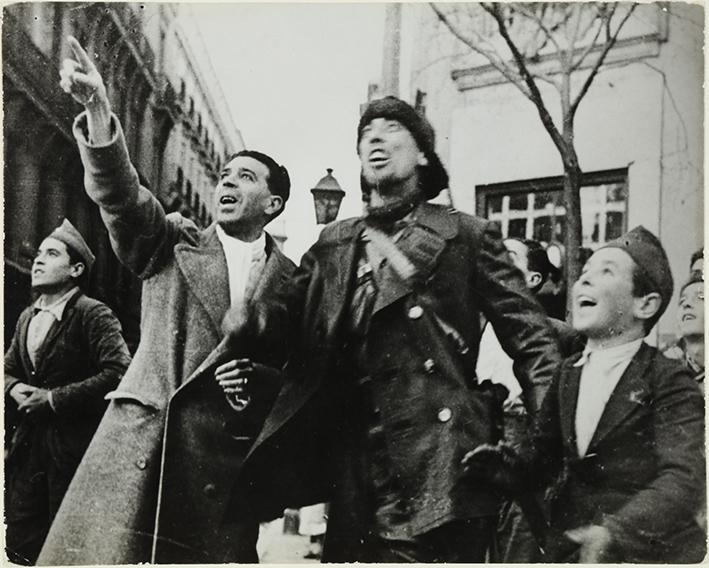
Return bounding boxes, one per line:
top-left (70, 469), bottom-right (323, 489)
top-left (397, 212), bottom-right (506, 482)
top-left (38, 37), bottom-right (295, 565)
top-left (231, 97), bottom-right (562, 562)
top-left (5, 220), bottom-right (130, 565)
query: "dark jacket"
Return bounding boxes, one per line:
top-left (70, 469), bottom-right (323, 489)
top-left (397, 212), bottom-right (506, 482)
top-left (37, 113), bottom-right (295, 565)
top-left (5, 291), bottom-right (130, 464)
top-left (528, 343), bottom-right (706, 562)
top-left (233, 204), bottom-right (562, 548)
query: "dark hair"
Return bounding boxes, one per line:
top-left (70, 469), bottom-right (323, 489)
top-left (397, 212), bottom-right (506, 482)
top-left (690, 248), bottom-right (703, 270)
top-left (64, 243), bottom-right (89, 289)
top-left (506, 237), bottom-right (554, 293)
top-left (631, 262), bottom-right (663, 334)
top-left (229, 150), bottom-right (290, 219)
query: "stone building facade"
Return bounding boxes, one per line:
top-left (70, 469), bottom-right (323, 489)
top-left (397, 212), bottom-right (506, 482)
top-left (3, 2), bottom-right (244, 349)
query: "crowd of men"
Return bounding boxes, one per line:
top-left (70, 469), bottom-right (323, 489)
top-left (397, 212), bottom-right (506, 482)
top-left (4, 36), bottom-right (705, 565)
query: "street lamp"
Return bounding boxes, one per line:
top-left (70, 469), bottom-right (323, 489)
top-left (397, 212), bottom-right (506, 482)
top-left (310, 168), bottom-right (345, 225)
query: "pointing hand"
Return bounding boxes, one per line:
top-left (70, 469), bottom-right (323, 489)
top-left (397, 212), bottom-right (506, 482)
top-left (59, 36), bottom-right (107, 108)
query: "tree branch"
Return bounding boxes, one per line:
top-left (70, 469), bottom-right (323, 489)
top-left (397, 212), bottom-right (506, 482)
top-left (569, 3), bottom-right (637, 118)
top-left (570, 10), bottom-right (606, 72)
top-left (482, 2), bottom-right (568, 156)
top-left (512, 3), bottom-right (563, 54)
top-left (429, 3), bottom-right (531, 99)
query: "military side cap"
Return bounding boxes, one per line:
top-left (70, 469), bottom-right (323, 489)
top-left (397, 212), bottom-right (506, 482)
top-left (601, 225), bottom-right (673, 315)
top-left (48, 218), bottom-right (95, 273)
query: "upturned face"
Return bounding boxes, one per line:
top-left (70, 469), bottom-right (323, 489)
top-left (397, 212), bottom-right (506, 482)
top-left (357, 118), bottom-right (427, 192)
top-left (678, 282), bottom-right (704, 338)
top-left (572, 247), bottom-right (642, 339)
top-left (31, 237), bottom-right (81, 292)
top-left (213, 156), bottom-right (280, 234)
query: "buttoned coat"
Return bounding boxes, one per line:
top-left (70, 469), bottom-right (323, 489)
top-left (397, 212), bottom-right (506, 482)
top-left (528, 343), bottom-right (705, 562)
top-left (5, 291), bottom-right (130, 464)
top-left (37, 114), bottom-right (295, 565)
top-left (230, 204), bottom-right (562, 558)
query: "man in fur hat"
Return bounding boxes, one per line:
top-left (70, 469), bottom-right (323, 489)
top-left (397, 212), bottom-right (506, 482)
top-left (4, 219), bottom-right (131, 565)
top-left (464, 226), bottom-right (705, 563)
top-left (231, 96), bottom-right (562, 562)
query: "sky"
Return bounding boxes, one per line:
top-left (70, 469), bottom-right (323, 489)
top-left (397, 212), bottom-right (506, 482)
top-left (183, 3), bottom-right (386, 261)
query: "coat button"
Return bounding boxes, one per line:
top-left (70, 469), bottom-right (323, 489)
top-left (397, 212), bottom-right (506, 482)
top-left (423, 358), bottom-right (436, 373)
top-left (408, 305), bottom-right (423, 320)
top-left (437, 407), bottom-right (452, 422)
top-left (204, 483), bottom-right (217, 498)
top-left (136, 458), bottom-right (147, 470)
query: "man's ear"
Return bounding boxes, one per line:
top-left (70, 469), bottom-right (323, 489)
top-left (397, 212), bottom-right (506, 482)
top-left (634, 292), bottom-right (662, 323)
top-left (70, 262), bottom-right (86, 279)
top-left (527, 271), bottom-right (543, 290)
top-left (265, 195), bottom-right (284, 217)
top-left (417, 152), bottom-right (429, 166)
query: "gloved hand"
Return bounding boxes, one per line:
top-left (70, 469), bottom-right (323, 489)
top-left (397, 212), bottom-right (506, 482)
top-left (461, 441), bottom-right (522, 494)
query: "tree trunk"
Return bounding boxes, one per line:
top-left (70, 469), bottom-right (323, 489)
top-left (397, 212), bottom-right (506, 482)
top-left (563, 162), bottom-right (583, 319)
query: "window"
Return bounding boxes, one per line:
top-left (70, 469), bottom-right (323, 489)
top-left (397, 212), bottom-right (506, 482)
top-left (476, 169), bottom-right (628, 249)
top-left (185, 180), bottom-right (192, 206)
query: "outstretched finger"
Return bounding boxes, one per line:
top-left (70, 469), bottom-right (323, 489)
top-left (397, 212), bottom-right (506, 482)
top-left (68, 35), bottom-right (94, 70)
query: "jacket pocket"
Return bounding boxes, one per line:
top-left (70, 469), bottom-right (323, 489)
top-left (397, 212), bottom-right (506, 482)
top-left (105, 390), bottom-right (161, 412)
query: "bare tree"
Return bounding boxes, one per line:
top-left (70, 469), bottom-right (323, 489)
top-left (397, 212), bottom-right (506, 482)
top-left (430, 2), bottom-right (638, 302)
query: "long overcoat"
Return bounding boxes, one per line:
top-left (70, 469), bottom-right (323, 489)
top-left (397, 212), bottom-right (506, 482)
top-left (529, 343), bottom-right (705, 562)
top-left (230, 204), bottom-right (562, 559)
top-left (37, 114), bottom-right (295, 565)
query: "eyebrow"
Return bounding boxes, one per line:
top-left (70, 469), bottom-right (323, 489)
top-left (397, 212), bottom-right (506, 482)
top-left (37, 247), bottom-right (61, 255)
top-left (221, 166), bottom-right (257, 177)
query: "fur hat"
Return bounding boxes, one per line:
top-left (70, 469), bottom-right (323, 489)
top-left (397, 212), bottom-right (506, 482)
top-left (601, 226), bottom-right (673, 317)
top-left (357, 96), bottom-right (449, 200)
top-left (48, 219), bottom-right (95, 274)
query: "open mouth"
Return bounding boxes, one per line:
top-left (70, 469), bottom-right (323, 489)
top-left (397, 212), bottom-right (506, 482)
top-left (219, 195), bottom-right (238, 205)
top-left (577, 296), bottom-right (597, 308)
top-left (368, 150), bottom-right (389, 167)
top-left (682, 313), bottom-right (696, 322)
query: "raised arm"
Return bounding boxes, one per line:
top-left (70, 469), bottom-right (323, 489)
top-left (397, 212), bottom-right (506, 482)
top-left (60, 36), bottom-right (191, 277)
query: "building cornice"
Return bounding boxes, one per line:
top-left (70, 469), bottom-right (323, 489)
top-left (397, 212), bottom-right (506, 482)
top-left (452, 33), bottom-right (663, 92)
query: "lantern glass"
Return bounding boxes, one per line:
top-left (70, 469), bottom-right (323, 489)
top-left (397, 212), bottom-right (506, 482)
top-left (311, 188), bottom-right (345, 224)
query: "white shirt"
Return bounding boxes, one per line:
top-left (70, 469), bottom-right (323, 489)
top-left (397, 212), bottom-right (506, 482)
top-left (574, 338), bottom-right (644, 456)
top-left (215, 225), bottom-right (267, 306)
top-left (475, 323), bottom-right (522, 402)
top-left (27, 287), bottom-right (80, 368)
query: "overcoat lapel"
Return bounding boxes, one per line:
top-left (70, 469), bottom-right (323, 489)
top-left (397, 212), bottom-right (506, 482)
top-left (559, 357), bottom-right (582, 452)
top-left (248, 237), bottom-right (292, 304)
top-left (371, 203), bottom-right (457, 314)
top-left (248, 223), bottom-right (362, 454)
top-left (184, 236), bottom-right (293, 383)
top-left (587, 343), bottom-right (652, 450)
top-left (174, 226), bottom-right (229, 335)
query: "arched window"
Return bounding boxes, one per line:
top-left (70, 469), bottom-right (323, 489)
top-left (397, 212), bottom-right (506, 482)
top-left (185, 180), bottom-right (192, 207)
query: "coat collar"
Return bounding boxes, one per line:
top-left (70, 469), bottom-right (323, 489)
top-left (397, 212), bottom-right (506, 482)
top-left (413, 202), bottom-right (458, 240)
top-left (560, 342), bottom-right (654, 455)
top-left (174, 232), bottom-right (230, 335)
top-left (587, 342), bottom-right (653, 449)
top-left (177, 233), bottom-right (294, 388)
top-left (559, 353), bottom-right (583, 451)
